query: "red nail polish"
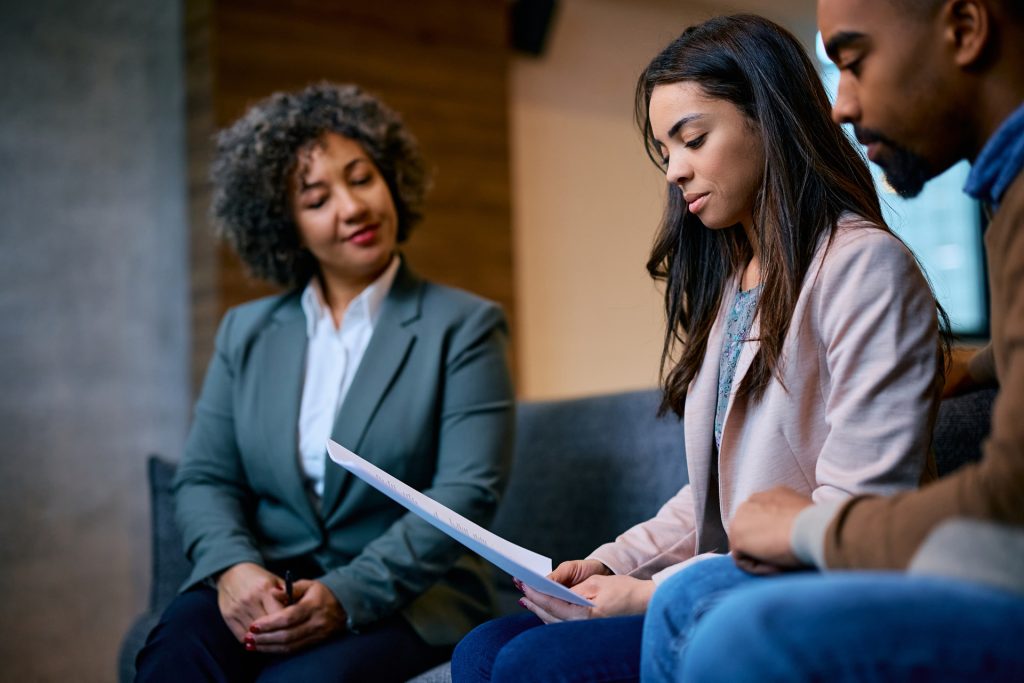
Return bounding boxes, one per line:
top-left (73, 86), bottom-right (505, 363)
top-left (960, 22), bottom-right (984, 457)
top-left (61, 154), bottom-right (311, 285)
top-left (249, 625), bottom-right (260, 634)
top-left (245, 642), bottom-right (255, 651)
top-left (518, 598), bottom-right (526, 608)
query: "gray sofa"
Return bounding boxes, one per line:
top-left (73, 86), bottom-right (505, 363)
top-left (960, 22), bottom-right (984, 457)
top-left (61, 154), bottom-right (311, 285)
top-left (118, 387), bottom-right (995, 682)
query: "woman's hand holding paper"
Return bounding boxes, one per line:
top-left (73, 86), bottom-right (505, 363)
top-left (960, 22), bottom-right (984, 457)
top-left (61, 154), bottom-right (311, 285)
top-left (517, 572), bottom-right (655, 623)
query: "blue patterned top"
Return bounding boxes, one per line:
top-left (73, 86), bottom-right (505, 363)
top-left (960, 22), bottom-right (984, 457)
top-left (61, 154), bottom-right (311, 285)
top-left (714, 284), bottom-right (761, 449)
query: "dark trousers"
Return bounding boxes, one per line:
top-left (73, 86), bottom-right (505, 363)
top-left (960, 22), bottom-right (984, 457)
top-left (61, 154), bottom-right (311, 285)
top-left (451, 612), bottom-right (644, 682)
top-left (134, 585), bottom-right (451, 683)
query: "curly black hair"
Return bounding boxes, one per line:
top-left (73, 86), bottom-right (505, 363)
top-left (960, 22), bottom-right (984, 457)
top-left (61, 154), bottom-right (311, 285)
top-left (210, 82), bottom-right (430, 287)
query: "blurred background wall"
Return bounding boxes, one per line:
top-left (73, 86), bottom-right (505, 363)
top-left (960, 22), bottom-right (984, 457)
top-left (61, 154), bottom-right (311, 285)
top-left (0, 1), bottom-right (190, 681)
top-left (0, 1), bottom-right (857, 680)
top-left (513, 0), bottom-right (815, 397)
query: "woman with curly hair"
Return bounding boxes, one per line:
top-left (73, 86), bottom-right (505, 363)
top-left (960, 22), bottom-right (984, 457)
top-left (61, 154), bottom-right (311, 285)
top-left (135, 83), bottom-right (514, 683)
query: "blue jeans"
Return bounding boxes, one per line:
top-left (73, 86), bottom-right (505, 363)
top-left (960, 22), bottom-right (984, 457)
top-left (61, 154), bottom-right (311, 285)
top-left (641, 556), bottom-right (761, 682)
top-left (452, 612), bottom-right (645, 682)
top-left (642, 557), bottom-right (1024, 682)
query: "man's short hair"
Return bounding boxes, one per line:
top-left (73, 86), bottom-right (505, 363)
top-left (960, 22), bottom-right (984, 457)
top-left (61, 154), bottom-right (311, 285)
top-left (894, 0), bottom-right (1022, 21)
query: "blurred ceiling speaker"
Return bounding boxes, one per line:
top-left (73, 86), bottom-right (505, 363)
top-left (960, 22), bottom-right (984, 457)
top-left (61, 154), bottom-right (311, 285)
top-left (510, 0), bottom-right (558, 56)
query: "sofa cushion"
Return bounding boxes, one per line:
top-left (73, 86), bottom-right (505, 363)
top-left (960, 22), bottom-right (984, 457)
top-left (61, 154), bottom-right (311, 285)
top-left (121, 387), bottom-right (997, 683)
top-left (933, 388), bottom-right (996, 477)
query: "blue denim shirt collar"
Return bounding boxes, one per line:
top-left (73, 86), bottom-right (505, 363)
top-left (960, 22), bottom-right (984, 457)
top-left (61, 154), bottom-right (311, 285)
top-left (964, 102), bottom-right (1024, 210)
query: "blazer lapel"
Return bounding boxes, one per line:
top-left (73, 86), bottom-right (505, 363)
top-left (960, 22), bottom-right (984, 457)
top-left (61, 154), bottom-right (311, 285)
top-left (716, 290), bottom-right (762, 519)
top-left (723, 314), bottom-right (761, 422)
top-left (319, 260), bottom-right (422, 516)
top-left (257, 298), bottom-right (322, 535)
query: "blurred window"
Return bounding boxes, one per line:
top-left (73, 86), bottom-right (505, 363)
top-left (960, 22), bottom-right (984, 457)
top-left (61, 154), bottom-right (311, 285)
top-left (816, 33), bottom-right (988, 337)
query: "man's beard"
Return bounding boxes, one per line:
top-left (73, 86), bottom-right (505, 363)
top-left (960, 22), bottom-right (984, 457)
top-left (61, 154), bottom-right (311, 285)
top-left (854, 126), bottom-right (932, 198)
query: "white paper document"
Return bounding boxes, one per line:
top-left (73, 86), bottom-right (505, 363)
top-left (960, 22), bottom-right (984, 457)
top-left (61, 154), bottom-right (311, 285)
top-left (326, 440), bottom-right (594, 607)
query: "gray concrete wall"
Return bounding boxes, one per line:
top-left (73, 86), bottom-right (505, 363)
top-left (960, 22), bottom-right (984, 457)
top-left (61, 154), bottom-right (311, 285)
top-left (0, 1), bottom-right (190, 680)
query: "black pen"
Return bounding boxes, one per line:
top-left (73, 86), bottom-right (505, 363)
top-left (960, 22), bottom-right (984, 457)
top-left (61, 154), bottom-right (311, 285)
top-left (284, 570), bottom-right (294, 605)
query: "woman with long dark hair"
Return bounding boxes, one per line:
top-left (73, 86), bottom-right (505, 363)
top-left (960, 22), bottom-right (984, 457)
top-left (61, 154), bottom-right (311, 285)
top-left (451, 14), bottom-right (946, 682)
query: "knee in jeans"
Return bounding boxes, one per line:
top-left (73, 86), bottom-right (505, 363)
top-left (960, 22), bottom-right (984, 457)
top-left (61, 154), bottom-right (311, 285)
top-left (453, 615), bottom-right (536, 681)
top-left (490, 630), bottom-right (551, 683)
top-left (680, 596), bottom-right (756, 677)
top-left (648, 570), bottom-right (704, 627)
top-left (452, 633), bottom-right (486, 678)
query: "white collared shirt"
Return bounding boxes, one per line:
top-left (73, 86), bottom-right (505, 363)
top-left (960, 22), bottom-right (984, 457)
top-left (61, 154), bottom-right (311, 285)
top-left (297, 256), bottom-right (399, 498)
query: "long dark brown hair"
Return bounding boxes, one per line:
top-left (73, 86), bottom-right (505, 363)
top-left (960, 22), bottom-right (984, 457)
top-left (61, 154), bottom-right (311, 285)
top-left (637, 15), bottom-right (946, 416)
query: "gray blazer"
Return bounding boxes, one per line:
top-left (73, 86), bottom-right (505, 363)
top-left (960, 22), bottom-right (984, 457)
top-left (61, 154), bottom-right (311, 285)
top-left (173, 259), bottom-right (514, 645)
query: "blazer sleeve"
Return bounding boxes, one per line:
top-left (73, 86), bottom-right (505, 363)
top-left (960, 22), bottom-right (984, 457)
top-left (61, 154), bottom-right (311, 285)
top-left (173, 309), bottom-right (264, 584)
top-left (809, 229), bottom-right (940, 504)
top-left (587, 484), bottom-right (698, 578)
top-left (318, 302), bottom-right (514, 630)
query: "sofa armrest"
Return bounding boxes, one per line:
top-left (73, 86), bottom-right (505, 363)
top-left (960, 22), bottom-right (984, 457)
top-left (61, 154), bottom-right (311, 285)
top-left (146, 455), bottom-right (192, 611)
top-left (118, 455), bottom-right (192, 683)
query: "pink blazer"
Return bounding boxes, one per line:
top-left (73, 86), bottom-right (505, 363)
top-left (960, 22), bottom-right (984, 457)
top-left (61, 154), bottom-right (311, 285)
top-left (589, 216), bottom-right (940, 581)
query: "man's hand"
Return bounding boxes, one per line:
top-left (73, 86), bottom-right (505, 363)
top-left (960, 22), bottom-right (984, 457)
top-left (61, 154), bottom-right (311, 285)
top-left (216, 562), bottom-right (287, 643)
top-left (517, 575), bottom-right (655, 624)
top-left (730, 487), bottom-right (813, 574)
top-left (246, 580), bottom-right (347, 654)
top-left (942, 345), bottom-right (986, 398)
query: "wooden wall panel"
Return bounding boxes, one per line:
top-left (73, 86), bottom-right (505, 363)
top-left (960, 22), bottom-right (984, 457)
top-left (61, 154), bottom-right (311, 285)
top-left (188, 0), bottom-right (515, 388)
top-left (185, 0), bottom-right (218, 393)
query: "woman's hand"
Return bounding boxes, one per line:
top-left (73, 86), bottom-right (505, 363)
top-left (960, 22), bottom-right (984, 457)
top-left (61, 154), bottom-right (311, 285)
top-left (216, 562), bottom-right (287, 643)
top-left (246, 580), bottom-right (347, 654)
top-left (517, 575), bottom-right (655, 624)
top-left (548, 559), bottom-right (611, 587)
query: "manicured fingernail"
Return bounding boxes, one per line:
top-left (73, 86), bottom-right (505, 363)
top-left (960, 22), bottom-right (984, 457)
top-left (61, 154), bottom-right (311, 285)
top-left (245, 642), bottom-right (255, 651)
top-left (518, 598), bottom-right (526, 608)
top-left (249, 625), bottom-right (260, 634)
